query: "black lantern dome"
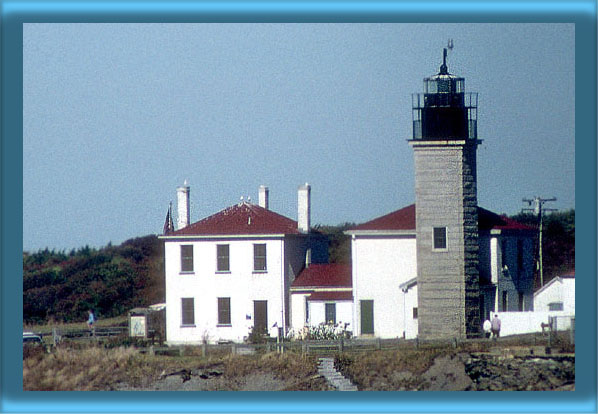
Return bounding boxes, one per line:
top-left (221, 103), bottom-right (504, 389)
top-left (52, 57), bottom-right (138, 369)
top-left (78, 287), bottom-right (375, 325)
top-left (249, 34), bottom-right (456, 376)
top-left (411, 48), bottom-right (478, 140)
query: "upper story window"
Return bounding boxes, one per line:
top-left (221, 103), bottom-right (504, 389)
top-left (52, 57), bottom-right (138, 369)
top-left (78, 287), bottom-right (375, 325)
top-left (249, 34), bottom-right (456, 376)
top-left (433, 227), bottom-right (447, 250)
top-left (180, 245), bottom-right (194, 273)
top-left (253, 244), bottom-right (267, 272)
top-left (217, 244), bottom-right (230, 272)
top-left (548, 302), bottom-right (564, 311)
top-left (181, 297), bottom-right (195, 326)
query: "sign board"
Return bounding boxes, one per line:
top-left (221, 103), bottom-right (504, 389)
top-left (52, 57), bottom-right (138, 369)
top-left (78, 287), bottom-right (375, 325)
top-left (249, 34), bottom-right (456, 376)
top-left (130, 316), bottom-right (146, 337)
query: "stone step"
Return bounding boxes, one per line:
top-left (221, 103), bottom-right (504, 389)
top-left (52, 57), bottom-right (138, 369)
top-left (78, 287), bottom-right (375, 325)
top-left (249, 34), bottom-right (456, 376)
top-left (317, 357), bottom-right (358, 391)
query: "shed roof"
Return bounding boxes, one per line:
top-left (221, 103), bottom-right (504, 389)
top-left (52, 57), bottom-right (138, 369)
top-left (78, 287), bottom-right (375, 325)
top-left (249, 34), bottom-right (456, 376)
top-left (291, 264), bottom-right (352, 289)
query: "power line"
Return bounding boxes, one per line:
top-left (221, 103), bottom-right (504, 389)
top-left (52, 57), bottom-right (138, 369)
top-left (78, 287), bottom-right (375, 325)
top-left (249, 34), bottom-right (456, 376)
top-left (522, 196), bottom-right (557, 287)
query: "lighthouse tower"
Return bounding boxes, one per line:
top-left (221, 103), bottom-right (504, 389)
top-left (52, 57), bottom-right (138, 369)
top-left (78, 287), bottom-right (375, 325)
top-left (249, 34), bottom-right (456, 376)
top-left (409, 48), bottom-right (481, 339)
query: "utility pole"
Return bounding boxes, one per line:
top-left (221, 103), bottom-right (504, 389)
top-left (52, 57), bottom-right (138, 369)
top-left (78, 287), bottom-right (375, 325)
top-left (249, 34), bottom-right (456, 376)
top-left (522, 196), bottom-right (557, 287)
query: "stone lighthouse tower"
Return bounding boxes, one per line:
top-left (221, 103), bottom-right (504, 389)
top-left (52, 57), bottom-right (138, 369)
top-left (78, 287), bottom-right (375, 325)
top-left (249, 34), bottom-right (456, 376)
top-left (409, 48), bottom-right (481, 339)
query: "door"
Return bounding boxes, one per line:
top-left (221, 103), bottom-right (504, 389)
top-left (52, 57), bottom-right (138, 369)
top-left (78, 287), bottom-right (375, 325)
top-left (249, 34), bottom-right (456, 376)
top-left (254, 300), bottom-right (268, 334)
top-left (360, 300), bottom-right (374, 335)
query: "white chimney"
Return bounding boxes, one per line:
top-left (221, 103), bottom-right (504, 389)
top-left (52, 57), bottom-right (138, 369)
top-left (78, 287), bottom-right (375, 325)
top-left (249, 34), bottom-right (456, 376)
top-left (259, 185), bottom-right (269, 209)
top-left (298, 183), bottom-right (311, 233)
top-left (176, 181), bottom-right (190, 230)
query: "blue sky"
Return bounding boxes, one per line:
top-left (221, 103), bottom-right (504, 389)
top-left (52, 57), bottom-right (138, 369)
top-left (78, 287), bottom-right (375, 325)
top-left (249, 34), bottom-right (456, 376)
top-left (23, 23), bottom-right (575, 252)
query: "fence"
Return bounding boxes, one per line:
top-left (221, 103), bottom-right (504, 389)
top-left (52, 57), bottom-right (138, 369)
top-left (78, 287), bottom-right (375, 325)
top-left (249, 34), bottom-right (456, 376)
top-left (140, 334), bottom-right (567, 357)
top-left (497, 311), bottom-right (575, 336)
top-left (32, 323), bottom-right (574, 355)
top-left (37, 326), bottom-right (128, 344)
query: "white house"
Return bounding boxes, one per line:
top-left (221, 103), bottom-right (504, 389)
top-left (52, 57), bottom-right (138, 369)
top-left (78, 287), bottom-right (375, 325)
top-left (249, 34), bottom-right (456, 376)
top-left (534, 273), bottom-right (575, 313)
top-left (289, 263), bottom-right (353, 335)
top-left (160, 183), bottom-right (328, 344)
top-left (346, 204), bottom-right (536, 339)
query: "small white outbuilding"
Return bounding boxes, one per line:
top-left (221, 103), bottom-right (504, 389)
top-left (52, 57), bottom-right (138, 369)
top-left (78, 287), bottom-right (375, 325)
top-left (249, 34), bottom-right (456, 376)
top-left (534, 273), bottom-right (575, 313)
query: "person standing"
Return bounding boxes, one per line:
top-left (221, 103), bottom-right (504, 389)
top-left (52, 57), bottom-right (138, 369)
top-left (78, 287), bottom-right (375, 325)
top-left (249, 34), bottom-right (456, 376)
top-left (87, 309), bottom-right (96, 337)
top-left (483, 318), bottom-right (492, 338)
top-left (491, 314), bottom-right (501, 340)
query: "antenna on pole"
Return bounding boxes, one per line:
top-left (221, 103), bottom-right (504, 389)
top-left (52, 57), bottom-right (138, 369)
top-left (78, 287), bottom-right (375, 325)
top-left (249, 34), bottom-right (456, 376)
top-left (522, 196), bottom-right (557, 287)
top-left (440, 40), bottom-right (453, 75)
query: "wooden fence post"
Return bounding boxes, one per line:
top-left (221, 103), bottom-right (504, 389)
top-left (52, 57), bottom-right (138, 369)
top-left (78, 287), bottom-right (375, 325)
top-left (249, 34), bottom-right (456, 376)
top-left (339, 338), bottom-right (344, 352)
top-left (376, 337), bottom-right (381, 350)
top-left (201, 343), bottom-right (206, 357)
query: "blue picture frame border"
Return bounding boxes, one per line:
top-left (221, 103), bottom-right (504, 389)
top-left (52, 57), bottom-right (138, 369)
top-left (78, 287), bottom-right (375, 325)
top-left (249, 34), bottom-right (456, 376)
top-left (2, 1), bottom-right (596, 413)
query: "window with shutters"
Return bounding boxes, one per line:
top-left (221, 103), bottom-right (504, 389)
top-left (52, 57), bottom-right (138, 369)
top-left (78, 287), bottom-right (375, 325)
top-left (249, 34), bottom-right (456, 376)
top-left (325, 303), bottom-right (336, 325)
top-left (181, 298), bottom-right (195, 326)
top-left (216, 244), bottom-right (230, 272)
top-left (218, 297), bottom-right (231, 325)
top-left (253, 244), bottom-right (267, 272)
top-left (180, 245), bottom-right (194, 273)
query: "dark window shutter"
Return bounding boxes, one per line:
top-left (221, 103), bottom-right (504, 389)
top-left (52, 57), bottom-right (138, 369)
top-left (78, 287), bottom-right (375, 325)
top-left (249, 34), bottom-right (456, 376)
top-left (181, 298), bottom-right (195, 325)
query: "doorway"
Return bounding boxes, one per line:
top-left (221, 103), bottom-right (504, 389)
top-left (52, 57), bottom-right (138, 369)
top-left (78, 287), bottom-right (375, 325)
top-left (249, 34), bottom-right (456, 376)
top-left (360, 300), bottom-right (374, 335)
top-left (253, 300), bottom-right (268, 334)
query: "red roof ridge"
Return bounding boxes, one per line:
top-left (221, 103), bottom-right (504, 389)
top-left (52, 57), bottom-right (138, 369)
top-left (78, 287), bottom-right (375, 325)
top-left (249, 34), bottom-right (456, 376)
top-left (168, 202), bottom-right (301, 236)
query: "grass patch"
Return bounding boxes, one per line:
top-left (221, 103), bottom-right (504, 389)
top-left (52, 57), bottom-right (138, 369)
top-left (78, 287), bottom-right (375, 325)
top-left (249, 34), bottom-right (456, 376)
top-left (23, 344), bottom-right (320, 391)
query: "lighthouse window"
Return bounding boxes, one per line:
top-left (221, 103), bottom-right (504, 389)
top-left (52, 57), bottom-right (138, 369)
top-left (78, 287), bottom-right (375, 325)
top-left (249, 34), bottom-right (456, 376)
top-left (433, 227), bottom-right (447, 250)
top-left (437, 79), bottom-right (449, 93)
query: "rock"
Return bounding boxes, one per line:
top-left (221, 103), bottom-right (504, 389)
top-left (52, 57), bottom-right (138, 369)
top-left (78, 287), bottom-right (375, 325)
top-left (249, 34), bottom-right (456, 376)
top-left (421, 354), bottom-right (473, 391)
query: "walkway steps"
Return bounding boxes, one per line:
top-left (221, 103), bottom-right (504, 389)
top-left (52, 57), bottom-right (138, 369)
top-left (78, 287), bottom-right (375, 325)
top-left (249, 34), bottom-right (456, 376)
top-left (317, 357), bottom-right (358, 391)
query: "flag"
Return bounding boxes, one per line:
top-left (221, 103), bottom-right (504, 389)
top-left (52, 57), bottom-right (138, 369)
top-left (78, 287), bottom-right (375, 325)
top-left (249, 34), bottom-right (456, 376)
top-left (163, 203), bottom-right (174, 234)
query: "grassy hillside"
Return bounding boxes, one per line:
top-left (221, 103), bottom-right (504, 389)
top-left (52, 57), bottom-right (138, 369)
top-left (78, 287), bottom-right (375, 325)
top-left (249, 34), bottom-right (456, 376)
top-left (23, 235), bottom-right (164, 324)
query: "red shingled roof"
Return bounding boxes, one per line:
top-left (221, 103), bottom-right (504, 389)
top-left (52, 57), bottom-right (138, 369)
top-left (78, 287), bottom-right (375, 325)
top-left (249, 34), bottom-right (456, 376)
top-left (170, 202), bottom-right (301, 236)
top-left (308, 291), bottom-right (353, 301)
top-left (350, 204), bottom-right (415, 231)
top-left (291, 264), bottom-right (352, 288)
top-left (349, 204), bottom-right (534, 232)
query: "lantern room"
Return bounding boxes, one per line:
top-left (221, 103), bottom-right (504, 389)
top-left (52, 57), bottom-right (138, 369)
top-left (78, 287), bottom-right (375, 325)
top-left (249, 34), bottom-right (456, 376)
top-left (412, 48), bottom-right (478, 140)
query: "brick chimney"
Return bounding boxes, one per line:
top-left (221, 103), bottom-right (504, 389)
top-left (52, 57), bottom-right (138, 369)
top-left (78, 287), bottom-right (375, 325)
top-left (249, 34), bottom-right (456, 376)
top-left (298, 183), bottom-right (311, 233)
top-left (177, 181), bottom-right (190, 230)
top-left (259, 185), bottom-right (269, 209)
